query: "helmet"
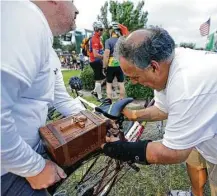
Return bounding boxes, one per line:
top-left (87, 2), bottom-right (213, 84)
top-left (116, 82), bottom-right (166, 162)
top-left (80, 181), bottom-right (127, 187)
top-left (93, 21), bottom-right (104, 31)
top-left (108, 21), bottom-right (120, 30)
top-left (69, 76), bottom-right (83, 91)
top-left (109, 21), bottom-right (121, 37)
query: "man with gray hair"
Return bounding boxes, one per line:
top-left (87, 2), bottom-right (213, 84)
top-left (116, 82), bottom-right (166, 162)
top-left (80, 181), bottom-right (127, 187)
top-left (102, 27), bottom-right (217, 195)
top-left (1, 1), bottom-right (85, 195)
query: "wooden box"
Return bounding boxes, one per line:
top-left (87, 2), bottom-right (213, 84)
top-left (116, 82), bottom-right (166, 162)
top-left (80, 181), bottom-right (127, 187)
top-left (39, 110), bottom-right (107, 167)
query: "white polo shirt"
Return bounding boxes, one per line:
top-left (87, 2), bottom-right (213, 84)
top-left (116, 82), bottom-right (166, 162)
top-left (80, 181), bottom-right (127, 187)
top-left (1, 1), bottom-right (85, 177)
top-left (154, 48), bottom-right (217, 164)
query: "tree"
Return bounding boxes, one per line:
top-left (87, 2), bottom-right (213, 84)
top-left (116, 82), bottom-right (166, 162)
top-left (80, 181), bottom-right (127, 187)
top-left (97, 1), bottom-right (110, 46)
top-left (62, 44), bottom-right (76, 53)
top-left (179, 42), bottom-right (196, 49)
top-left (53, 36), bottom-right (62, 49)
top-left (97, 1), bottom-right (109, 29)
top-left (110, 0), bottom-right (148, 31)
top-left (97, 0), bottom-right (148, 32)
top-left (97, 1), bottom-right (148, 45)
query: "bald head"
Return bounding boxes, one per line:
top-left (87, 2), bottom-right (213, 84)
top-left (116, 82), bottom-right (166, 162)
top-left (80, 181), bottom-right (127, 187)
top-left (32, 0), bottom-right (79, 36)
top-left (114, 27), bottom-right (175, 69)
top-left (126, 29), bottom-right (151, 46)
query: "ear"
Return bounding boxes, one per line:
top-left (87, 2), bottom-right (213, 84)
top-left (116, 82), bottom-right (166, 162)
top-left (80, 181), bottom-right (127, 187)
top-left (150, 60), bottom-right (160, 73)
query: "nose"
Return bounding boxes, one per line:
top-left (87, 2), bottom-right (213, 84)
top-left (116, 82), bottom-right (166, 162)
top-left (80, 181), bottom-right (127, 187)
top-left (74, 4), bottom-right (79, 15)
top-left (72, 2), bottom-right (79, 17)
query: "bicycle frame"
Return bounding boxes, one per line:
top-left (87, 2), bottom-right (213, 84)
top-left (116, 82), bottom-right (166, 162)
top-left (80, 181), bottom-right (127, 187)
top-left (49, 97), bottom-right (155, 196)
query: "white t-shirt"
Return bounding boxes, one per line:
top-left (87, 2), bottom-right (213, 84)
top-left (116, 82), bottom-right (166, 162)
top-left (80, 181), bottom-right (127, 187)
top-left (154, 48), bottom-right (217, 164)
top-left (1, 1), bottom-right (85, 177)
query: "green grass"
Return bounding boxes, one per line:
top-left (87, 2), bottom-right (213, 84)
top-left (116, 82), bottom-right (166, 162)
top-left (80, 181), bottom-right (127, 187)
top-left (62, 70), bottom-right (81, 86)
top-left (62, 69), bottom-right (102, 106)
top-left (81, 96), bottom-right (101, 106)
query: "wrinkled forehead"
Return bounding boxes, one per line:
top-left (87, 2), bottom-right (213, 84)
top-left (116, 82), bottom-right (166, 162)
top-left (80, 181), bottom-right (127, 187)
top-left (119, 57), bottom-right (137, 76)
top-left (114, 29), bottom-right (151, 69)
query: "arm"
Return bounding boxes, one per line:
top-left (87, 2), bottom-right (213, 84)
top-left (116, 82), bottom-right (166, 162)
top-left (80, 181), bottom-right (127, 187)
top-left (123, 105), bottom-right (168, 121)
top-left (103, 40), bottom-right (111, 68)
top-left (1, 72), bottom-right (46, 177)
top-left (104, 94), bottom-right (214, 165)
top-left (123, 90), bottom-right (168, 121)
top-left (92, 37), bottom-right (103, 59)
top-left (1, 9), bottom-right (66, 189)
top-left (53, 65), bottom-right (85, 116)
top-left (1, 71), bottom-right (67, 189)
top-left (146, 142), bottom-right (192, 164)
top-left (103, 49), bottom-right (110, 68)
top-left (103, 137), bottom-right (192, 164)
top-left (93, 49), bottom-right (103, 59)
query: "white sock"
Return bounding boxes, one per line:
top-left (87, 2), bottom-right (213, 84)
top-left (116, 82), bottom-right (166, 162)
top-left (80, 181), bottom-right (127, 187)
top-left (93, 82), bottom-right (97, 92)
top-left (95, 82), bottom-right (102, 99)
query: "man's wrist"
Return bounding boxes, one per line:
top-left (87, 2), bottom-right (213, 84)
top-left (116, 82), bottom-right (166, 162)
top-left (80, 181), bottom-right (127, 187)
top-left (132, 110), bottom-right (137, 120)
top-left (24, 157), bottom-right (46, 178)
top-left (103, 140), bottom-right (152, 164)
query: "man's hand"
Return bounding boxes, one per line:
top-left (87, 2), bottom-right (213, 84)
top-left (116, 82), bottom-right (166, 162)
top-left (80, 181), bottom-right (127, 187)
top-left (26, 160), bottom-right (67, 190)
top-left (101, 135), bottom-right (120, 149)
top-left (122, 108), bottom-right (137, 121)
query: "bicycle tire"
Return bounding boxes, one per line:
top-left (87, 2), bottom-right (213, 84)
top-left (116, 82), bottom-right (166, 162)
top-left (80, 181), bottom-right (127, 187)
top-left (51, 121), bottom-right (143, 196)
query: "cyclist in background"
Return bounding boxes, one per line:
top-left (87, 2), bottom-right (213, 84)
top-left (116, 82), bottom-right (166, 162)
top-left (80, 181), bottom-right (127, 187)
top-left (103, 22), bottom-right (126, 100)
top-left (72, 51), bottom-right (77, 70)
top-left (89, 21), bottom-right (105, 102)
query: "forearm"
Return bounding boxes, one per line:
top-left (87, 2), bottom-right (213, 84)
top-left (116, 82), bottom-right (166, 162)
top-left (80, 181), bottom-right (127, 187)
top-left (1, 107), bottom-right (45, 177)
top-left (103, 139), bottom-right (192, 165)
top-left (103, 56), bottom-right (109, 68)
top-left (146, 142), bottom-right (192, 164)
top-left (123, 106), bottom-right (168, 121)
top-left (103, 49), bottom-right (110, 68)
top-left (93, 50), bottom-right (103, 59)
top-left (1, 131), bottom-right (46, 177)
top-left (136, 106), bottom-right (168, 121)
top-left (1, 73), bottom-right (46, 177)
top-left (53, 70), bottom-right (85, 116)
top-left (54, 96), bottom-right (85, 116)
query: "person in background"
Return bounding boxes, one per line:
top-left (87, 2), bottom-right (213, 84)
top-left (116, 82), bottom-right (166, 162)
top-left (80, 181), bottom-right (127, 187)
top-left (1, 1), bottom-right (85, 195)
top-left (66, 55), bottom-right (71, 69)
top-left (79, 53), bottom-right (85, 71)
top-left (103, 22), bottom-right (126, 100)
top-left (59, 55), bottom-right (65, 67)
top-left (89, 21), bottom-right (105, 102)
top-left (72, 50), bottom-right (77, 70)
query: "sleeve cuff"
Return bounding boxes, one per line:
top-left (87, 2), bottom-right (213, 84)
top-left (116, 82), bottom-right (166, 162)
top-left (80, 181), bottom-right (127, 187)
top-left (21, 157), bottom-right (46, 177)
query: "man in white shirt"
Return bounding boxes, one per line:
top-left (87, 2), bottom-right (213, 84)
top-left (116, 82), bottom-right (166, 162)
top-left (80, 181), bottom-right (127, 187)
top-left (1, 1), bottom-right (85, 195)
top-left (102, 28), bottom-right (217, 195)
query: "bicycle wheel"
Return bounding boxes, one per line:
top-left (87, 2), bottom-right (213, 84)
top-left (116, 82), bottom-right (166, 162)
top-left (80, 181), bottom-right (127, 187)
top-left (53, 153), bottom-right (135, 196)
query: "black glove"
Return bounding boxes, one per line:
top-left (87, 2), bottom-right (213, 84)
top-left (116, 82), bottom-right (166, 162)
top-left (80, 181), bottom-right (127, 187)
top-left (103, 140), bottom-right (152, 164)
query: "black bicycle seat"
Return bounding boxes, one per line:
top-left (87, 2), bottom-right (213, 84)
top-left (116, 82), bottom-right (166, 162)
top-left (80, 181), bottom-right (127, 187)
top-left (95, 98), bottom-right (134, 120)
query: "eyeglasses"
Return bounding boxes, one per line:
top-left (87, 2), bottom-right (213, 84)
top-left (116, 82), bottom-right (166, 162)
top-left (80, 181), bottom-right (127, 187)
top-left (99, 29), bottom-right (104, 31)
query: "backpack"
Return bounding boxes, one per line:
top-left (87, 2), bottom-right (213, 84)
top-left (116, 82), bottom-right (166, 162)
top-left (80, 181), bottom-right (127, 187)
top-left (81, 37), bottom-right (92, 57)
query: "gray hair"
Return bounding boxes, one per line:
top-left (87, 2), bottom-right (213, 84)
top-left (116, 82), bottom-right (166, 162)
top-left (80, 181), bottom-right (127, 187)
top-left (114, 27), bottom-right (175, 69)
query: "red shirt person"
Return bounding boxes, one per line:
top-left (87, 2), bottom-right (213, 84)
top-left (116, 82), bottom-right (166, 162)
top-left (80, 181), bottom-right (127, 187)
top-left (89, 21), bottom-right (105, 102)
